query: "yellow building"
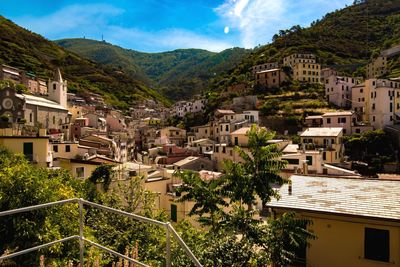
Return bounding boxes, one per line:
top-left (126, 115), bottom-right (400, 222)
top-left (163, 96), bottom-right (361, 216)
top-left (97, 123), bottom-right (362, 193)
top-left (55, 158), bottom-right (103, 179)
top-left (51, 141), bottom-right (79, 159)
top-left (300, 127), bottom-right (343, 163)
top-left (160, 126), bottom-right (187, 146)
top-left (293, 63), bottom-right (321, 83)
top-left (144, 170), bottom-right (224, 226)
top-left (141, 117), bottom-right (161, 126)
top-left (283, 53), bottom-right (321, 83)
top-left (255, 68), bottom-right (287, 89)
top-left (268, 175), bottom-right (400, 267)
top-left (0, 128), bottom-right (51, 167)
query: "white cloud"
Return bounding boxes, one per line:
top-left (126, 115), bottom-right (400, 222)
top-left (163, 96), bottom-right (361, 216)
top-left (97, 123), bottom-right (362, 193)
top-left (215, 0), bottom-right (353, 48)
top-left (15, 4), bottom-right (124, 38)
top-left (13, 3), bottom-right (233, 52)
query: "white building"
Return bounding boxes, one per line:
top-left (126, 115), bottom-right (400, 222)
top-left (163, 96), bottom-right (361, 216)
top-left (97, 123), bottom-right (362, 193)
top-left (325, 75), bottom-right (362, 108)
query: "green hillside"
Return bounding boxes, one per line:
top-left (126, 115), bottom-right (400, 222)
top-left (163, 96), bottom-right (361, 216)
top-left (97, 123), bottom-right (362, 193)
top-left (0, 16), bottom-right (169, 109)
top-left (211, 0), bottom-right (400, 94)
top-left (56, 38), bottom-right (250, 100)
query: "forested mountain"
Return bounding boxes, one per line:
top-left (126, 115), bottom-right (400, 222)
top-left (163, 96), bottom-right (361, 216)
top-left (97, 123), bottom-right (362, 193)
top-left (56, 38), bottom-right (250, 100)
top-left (0, 16), bottom-right (169, 109)
top-left (210, 0), bottom-right (400, 93)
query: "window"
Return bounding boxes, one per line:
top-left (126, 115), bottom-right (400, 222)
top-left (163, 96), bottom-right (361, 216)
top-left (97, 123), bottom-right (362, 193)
top-left (327, 118), bottom-right (331, 124)
top-left (65, 145), bottom-right (70, 152)
top-left (53, 84), bottom-right (56, 90)
top-left (222, 147), bottom-right (226, 154)
top-left (364, 228), bottom-right (389, 262)
top-left (53, 145), bottom-right (58, 152)
top-left (53, 116), bottom-right (56, 125)
top-left (225, 125), bottom-right (229, 131)
top-left (322, 152), bottom-right (326, 161)
top-left (170, 204), bottom-right (177, 222)
top-left (286, 158), bottom-right (299, 165)
top-left (75, 167), bottom-right (84, 179)
top-left (29, 113), bottom-right (32, 123)
top-left (306, 156), bottom-right (312, 165)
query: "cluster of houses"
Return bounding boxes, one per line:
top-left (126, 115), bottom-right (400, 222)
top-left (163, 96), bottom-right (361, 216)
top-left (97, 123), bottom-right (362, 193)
top-left (3, 44), bottom-right (400, 266)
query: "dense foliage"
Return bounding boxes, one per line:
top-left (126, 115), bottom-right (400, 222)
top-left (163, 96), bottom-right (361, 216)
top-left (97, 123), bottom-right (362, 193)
top-left (56, 38), bottom-right (250, 100)
top-left (0, 16), bottom-right (169, 109)
top-left (343, 129), bottom-right (396, 174)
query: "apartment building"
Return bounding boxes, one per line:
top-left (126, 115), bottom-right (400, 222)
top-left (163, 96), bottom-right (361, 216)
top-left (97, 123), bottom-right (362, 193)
top-left (283, 53), bottom-right (321, 83)
top-left (255, 68), bottom-right (288, 89)
top-left (320, 68), bottom-right (338, 84)
top-left (352, 79), bottom-right (400, 129)
top-left (300, 127), bottom-right (344, 163)
top-left (325, 75), bottom-right (362, 108)
top-left (283, 53), bottom-right (317, 66)
top-left (160, 126), bottom-right (187, 146)
top-left (366, 56), bottom-right (387, 79)
top-left (251, 62), bottom-right (279, 75)
top-left (321, 111), bottom-right (356, 135)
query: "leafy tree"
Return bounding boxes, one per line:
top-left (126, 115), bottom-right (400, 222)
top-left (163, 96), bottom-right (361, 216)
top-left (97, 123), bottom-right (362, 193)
top-left (223, 125), bottom-right (287, 209)
top-left (88, 164), bottom-right (115, 191)
top-left (0, 146), bottom-right (90, 266)
top-left (177, 171), bottom-right (227, 228)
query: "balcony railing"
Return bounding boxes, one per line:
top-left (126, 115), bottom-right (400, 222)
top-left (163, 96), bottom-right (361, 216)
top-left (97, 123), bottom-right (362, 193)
top-left (0, 198), bottom-right (202, 267)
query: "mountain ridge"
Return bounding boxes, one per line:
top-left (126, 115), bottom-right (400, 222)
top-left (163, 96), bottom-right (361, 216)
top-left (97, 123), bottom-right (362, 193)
top-left (55, 38), bottom-right (250, 100)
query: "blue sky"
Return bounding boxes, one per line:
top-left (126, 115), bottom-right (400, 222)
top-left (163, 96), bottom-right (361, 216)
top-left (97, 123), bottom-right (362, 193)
top-left (0, 0), bottom-right (353, 52)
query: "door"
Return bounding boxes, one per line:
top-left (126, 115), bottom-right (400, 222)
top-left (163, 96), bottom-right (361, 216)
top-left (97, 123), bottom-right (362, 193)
top-left (171, 204), bottom-right (177, 222)
top-left (23, 142), bottom-right (33, 162)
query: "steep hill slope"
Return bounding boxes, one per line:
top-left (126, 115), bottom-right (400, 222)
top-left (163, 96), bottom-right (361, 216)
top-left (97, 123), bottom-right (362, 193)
top-left (0, 16), bottom-right (169, 109)
top-left (211, 0), bottom-right (400, 94)
top-left (56, 38), bottom-right (250, 100)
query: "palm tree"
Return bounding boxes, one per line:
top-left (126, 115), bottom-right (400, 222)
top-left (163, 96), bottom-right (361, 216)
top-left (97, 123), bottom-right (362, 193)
top-left (223, 124), bottom-right (287, 210)
top-left (176, 170), bottom-right (227, 229)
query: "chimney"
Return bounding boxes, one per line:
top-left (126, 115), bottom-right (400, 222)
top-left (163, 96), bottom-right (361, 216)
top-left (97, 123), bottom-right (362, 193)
top-left (302, 160), bottom-right (308, 175)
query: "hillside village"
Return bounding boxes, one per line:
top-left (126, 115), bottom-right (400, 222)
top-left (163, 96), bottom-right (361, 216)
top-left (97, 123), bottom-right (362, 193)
top-left (2, 0), bottom-right (400, 266)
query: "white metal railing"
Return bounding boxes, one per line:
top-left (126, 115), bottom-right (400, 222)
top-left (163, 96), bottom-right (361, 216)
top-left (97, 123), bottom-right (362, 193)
top-left (0, 198), bottom-right (202, 267)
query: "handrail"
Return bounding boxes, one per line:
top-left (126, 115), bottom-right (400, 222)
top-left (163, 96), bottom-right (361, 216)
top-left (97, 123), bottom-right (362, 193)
top-left (0, 235), bottom-right (79, 261)
top-left (167, 224), bottom-right (202, 267)
top-left (83, 238), bottom-right (149, 267)
top-left (0, 198), bottom-right (202, 266)
top-left (0, 198), bottom-right (79, 217)
top-left (81, 199), bottom-right (167, 227)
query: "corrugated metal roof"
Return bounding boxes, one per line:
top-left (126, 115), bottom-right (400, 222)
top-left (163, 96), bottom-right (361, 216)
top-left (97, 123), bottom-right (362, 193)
top-left (268, 175), bottom-right (400, 221)
top-left (16, 94), bottom-right (68, 111)
top-left (300, 127), bottom-right (343, 137)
